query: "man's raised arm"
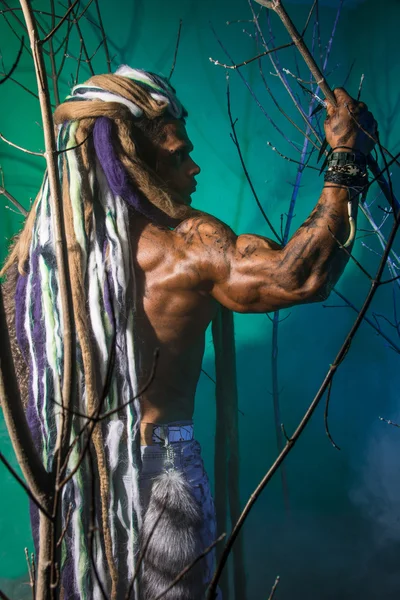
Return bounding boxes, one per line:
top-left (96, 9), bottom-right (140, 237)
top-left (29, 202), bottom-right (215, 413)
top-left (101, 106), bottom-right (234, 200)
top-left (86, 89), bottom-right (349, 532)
top-left (174, 88), bottom-right (377, 314)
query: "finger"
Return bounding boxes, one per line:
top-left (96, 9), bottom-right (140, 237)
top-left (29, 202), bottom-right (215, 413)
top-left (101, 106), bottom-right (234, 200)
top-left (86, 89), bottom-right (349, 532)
top-left (357, 101), bottom-right (368, 112)
top-left (359, 110), bottom-right (376, 129)
top-left (325, 99), bottom-right (336, 118)
top-left (333, 87), bottom-right (354, 103)
top-left (349, 101), bottom-right (369, 116)
top-left (326, 87), bottom-right (355, 115)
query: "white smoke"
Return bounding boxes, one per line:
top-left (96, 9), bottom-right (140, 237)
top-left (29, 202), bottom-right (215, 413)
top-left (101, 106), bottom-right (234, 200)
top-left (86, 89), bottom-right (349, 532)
top-left (350, 416), bottom-right (400, 544)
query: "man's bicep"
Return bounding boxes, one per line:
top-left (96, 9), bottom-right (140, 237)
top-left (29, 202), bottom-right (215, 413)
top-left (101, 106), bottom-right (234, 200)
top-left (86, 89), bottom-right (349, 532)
top-left (209, 233), bottom-right (300, 313)
top-left (175, 218), bottom-right (317, 312)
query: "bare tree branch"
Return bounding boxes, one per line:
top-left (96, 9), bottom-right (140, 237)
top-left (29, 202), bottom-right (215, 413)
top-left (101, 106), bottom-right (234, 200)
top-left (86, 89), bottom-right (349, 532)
top-left (0, 132), bottom-right (44, 156)
top-left (210, 41), bottom-right (293, 70)
top-left (39, 0), bottom-right (80, 45)
top-left (0, 185), bottom-right (28, 216)
top-left (169, 18), bottom-right (182, 80)
top-left (267, 575), bottom-right (280, 600)
top-left (0, 450), bottom-right (52, 519)
top-left (208, 202), bottom-right (400, 597)
top-left (254, 0), bottom-right (398, 215)
top-left (379, 416), bottom-right (400, 429)
top-left (327, 224), bottom-right (373, 280)
top-left (64, 0), bottom-right (95, 76)
top-left (226, 75), bottom-right (283, 244)
top-left (324, 379), bottom-right (340, 450)
top-left (0, 34), bottom-right (24, 84)
top-left (94, 0), bottom-right (111, 72)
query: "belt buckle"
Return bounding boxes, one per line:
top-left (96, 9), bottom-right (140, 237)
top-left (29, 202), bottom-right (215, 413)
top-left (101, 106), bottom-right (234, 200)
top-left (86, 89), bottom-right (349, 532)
top-left (152, 424), bottom-right (168, 445)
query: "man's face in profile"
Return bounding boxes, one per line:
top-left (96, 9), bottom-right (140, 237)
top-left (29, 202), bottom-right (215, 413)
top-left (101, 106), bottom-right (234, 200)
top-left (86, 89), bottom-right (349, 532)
top-left (155, 121), bottom-right (201, 205)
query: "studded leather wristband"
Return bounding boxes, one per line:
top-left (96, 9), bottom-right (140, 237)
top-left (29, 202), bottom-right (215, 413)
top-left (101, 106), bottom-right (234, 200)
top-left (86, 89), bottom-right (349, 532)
top-left (324, 150), bottom-right (368, 189)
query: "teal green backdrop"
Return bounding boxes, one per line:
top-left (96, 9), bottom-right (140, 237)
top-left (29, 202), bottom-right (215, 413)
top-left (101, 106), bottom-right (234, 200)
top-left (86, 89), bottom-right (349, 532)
top-left (1, 0), bottom-right (400, 598)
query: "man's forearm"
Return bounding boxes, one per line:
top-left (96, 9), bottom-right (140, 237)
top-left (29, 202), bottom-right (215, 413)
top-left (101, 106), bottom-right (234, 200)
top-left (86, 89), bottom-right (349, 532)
top-left (281, 186), bottom-right (357, 299)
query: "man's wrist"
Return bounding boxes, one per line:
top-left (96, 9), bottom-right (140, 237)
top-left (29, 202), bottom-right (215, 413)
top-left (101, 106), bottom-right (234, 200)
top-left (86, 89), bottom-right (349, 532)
top-left (324, 148), bottom-right (368, 190)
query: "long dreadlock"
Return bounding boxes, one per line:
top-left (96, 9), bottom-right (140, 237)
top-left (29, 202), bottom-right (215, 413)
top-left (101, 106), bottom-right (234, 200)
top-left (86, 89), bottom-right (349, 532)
top-left (1, 65), bottom-right (246, 600)
top-left (1, 66), bottom-right (200, 599)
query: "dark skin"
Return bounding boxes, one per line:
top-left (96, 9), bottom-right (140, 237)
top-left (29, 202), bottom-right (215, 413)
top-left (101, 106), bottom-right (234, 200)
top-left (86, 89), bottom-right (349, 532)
top-left (135, 88), bottom-right (377, 426)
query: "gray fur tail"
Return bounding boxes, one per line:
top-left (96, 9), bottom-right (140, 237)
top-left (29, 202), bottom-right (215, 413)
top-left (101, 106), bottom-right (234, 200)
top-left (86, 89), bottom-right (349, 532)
top-left (140, 469), bottom-right (206, 600)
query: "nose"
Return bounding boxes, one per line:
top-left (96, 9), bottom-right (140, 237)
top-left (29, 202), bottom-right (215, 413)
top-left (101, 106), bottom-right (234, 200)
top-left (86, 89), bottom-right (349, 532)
top-left (189, 157), bottom-right (201, 176)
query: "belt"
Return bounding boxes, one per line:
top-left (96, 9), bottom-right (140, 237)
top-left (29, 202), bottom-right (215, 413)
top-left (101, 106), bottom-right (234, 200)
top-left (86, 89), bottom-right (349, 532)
top-left (140, 421), bottom-right (194, 446)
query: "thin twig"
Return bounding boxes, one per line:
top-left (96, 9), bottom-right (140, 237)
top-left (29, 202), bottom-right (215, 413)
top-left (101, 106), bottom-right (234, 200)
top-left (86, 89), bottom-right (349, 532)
top-left (0, 451), bottom-right (52, 519)
top-left (47, 0), bottom-right (60, 106)
top-left (301, 0), bottom-right (317, 38)
top-left (210, 41), bottom-right (293, 70)
top-left (0, 1), bottom-right (31, 58)
top-left (0, 132), bottom-right (44, 156)
top-left (210, 24), bottom-right (302, 155)
top-left (381, 273), bottom-right (400, 285)
top-left (226, 75), bottom-right (282, 244)
top-left (24, 547), bottom-right (34, 594)
top-left (255, 0), bottom-right (399, 216)
top-left (379, 416), bottom-right (400, 429)
top-left (258, 61), bottom-right (322, 153)
top-left (56, 502), bottom-right (73, 547)
top-left (56, 132), bottom-right (92, 155)
top-left (94, 0), bottom-right (111, 72)
top-left (201, 368), bottom-right (216, 384)
top-left (75, 0), bottom-right (95, 24)
top-left (73, 40), bottom-right (84, 85)
top-left (0, 69), bottom-right (40, 99)
top-left (56, 18), bottom-right (73, 77)
top-left (346, 105), bottom-right (400, 172)
top-left (58, 329), bottom-right (119, 479)
top-left (267, 575), bottom-right (280, 600)
top-left (169, 18), bottom-right (182, 80)
top-left (58, 345), bottom-right (158, 488)
top-left (0, 35), bottom-right (24, 84)
top-left (266, 141), bottom-right (319, 170)
top-left (0, 7), bottom-right (67, 18)
top-left (39, 0), bottom-right (80, 44)
top-left (324, 380), bottom-right (340, 449)
top-left (330, 288), bottom-right (400, 354)
top-left (65, 0), bottom-right (95, 76)
top-left (31, 553), bottom-right (36, 598)
top-left (250, 2), bottom-right (324, 147)
top-left (0, 185), bottom-right (28, 216)
top-left (357, 73), bottom-right (365, 101)
top-left (54, 348), bottom-right (159, 427)
top-left (207, 201), bottom-right (400, 598)
top-left (327, 224), bottom-right (373, 280)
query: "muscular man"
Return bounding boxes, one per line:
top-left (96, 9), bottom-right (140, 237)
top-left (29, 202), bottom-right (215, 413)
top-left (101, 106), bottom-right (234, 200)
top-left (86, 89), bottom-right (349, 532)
top-left (1, 67), bottom-right (376, 599)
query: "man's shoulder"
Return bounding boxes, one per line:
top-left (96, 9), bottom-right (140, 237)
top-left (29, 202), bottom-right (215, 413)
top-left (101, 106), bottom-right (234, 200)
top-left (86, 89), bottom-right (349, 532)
top-left (173, 211), bottom-right (236, 246)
